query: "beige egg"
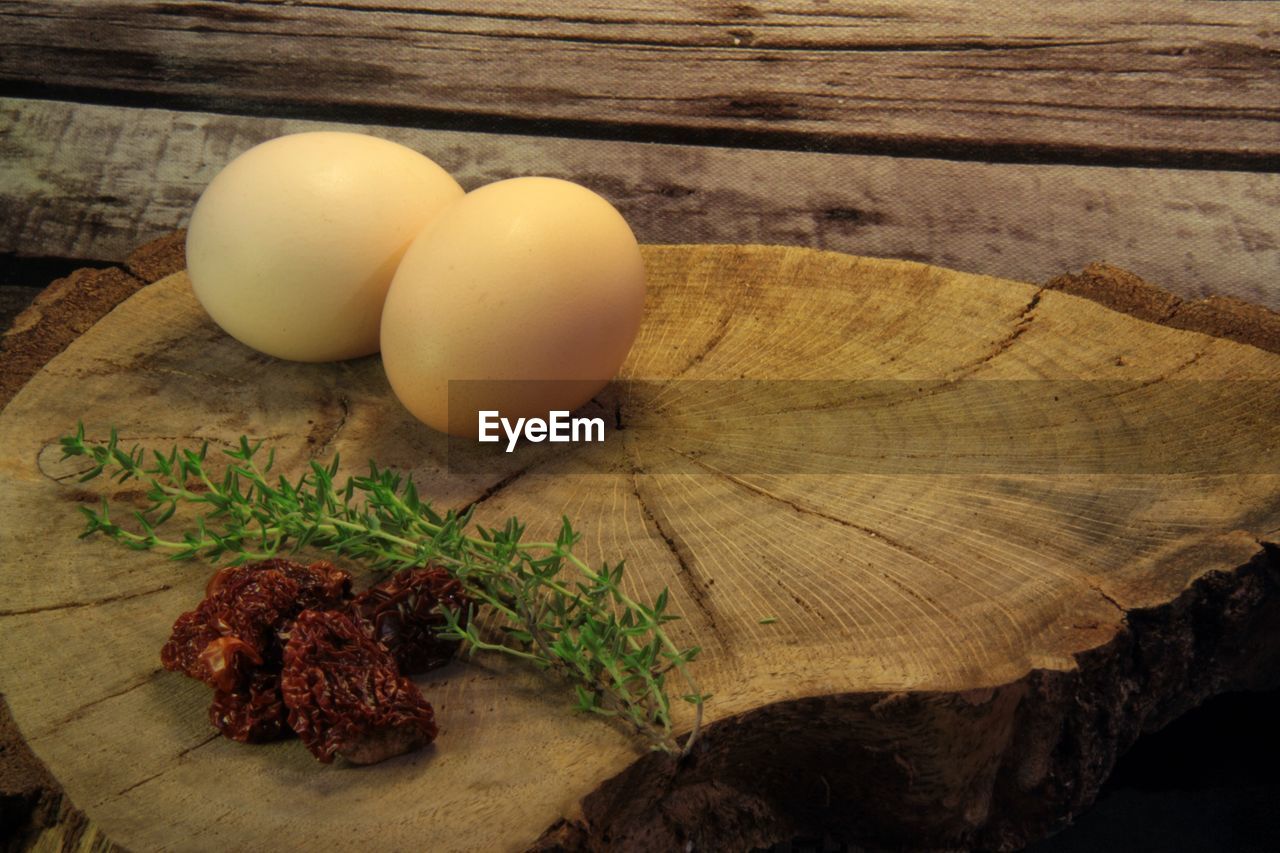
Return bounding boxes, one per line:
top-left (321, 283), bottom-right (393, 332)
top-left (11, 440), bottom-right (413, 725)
top-left (380, 177), bottom-right (646, 437)
top-left (186, 132), bottom-right (463, 362)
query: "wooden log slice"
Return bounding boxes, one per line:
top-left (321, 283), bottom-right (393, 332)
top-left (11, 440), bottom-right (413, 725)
top-left (1, 243), bottom-right (1278, 851)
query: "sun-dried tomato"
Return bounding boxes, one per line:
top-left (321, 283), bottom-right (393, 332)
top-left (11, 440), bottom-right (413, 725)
top-left (160, 560), bottom-right (353, 691)
top-left (162, 568), bottom-right (298, 687)
top-left (210, 670), bottom-right (289, 743)
top-left (198, 636), bottom-right (264, 693)
top-left (281, 609), bottom-right (437, 765)
top-left (206, 558), bottom-right (351, 608)
top-left (160, 559), bottom-right (448, 764)
top-left (348, 565), bottom-right (471, 674)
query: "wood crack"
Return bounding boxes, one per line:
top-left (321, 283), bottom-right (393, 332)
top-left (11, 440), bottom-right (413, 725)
top-left (679, 452), bottom-right (970, 585)
top-left (628, 470), bottom-right (730, 653)
top-left (923, 286), bottom-right (1045, 383)
top-left (457, 461), bottom-right (536, 517)
top-left (112, 769), bottom-right (165, 800)
top-left (1084, 580), bottom-right (1127, 615)
top-left (46, 668), bottom-right (165, 730)
top-left (874, 570), bottom-right (942, 610)
top-left (672, 452), bottom-right (1035, 634)
top-left (1096, 348), bottom-right (1205, 399)
top-left (110, 732), bottom-right (219, 800)
top-left (176, 731), bottom-right (221, 759)
top-left (307, 393), bottom-right (349, 459)
top-left (0, 584), bottom-right (172, 617)
top-left (671, 304), bottom-right (736, 380)
top-left (972, 287), bottom-right (1043, 368)
top-left (756, 286), bottom-right (1049, 420)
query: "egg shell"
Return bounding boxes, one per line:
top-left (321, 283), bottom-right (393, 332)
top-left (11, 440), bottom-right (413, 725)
top-left (186, 132), bottom-right (463, 362)
top-left (380, 177), bottom-right (646, 437)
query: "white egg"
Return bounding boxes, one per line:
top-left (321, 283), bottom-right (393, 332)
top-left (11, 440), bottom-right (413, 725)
top-left (380, 177), bottom-right (646, 437)
top-left (186, 132), bottom-right (463, 362)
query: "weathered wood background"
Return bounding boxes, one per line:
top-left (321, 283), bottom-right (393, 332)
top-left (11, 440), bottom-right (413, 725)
top-left (2, 1), bottom-right (1279, 308)
top-left (1, 1), bottom-right (1279, 850)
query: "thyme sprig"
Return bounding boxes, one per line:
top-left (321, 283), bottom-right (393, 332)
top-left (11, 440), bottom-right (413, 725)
top-left (59, 424), bottom-right (706, 756)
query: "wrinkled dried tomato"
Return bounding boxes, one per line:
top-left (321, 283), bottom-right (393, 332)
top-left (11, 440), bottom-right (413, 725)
top-left (209, 670), bottom-right (288, 743)
top-left (162, 568), bottom-right (298, 687)
top-left (160, 559), bottom-right (353, 691)
top-left (206, 558), bottom-right (351, 608)
top-left (198, 636), bottom-right (264, 693)
top-left (281, 609), bottom-right (437, 765)
top-left (348, 565), bottom-right (471, 674)
top-left (161, 559), bottom-right (448, 764)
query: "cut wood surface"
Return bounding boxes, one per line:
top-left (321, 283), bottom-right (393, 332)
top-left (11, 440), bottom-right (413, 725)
top-left (1, 244), bottom-right (1278, 850)
top-left (5, 97), bottom-right (1280, 310)
top-left (2, 2), bottom-right (1278, 168)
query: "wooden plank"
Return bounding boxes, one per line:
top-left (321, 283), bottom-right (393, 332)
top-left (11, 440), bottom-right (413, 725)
top-left (0, 1), bottom-right (1277, 167)
top-left (3, 97), bottom-right (1278, 309)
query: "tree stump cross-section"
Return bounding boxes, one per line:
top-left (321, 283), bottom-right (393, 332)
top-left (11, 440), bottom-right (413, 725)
top-left (1, 240), bottom-right (1278, 851)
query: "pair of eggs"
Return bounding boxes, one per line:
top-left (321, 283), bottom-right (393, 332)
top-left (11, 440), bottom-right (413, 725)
top-left (185, 132), bottom-right (645, 436)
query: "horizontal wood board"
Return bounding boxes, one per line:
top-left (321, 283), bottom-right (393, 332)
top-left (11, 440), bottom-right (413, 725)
top-left (3, 97), bottom-right (1279, 309)
top-left (1, 1), bottom-right (1278, 168)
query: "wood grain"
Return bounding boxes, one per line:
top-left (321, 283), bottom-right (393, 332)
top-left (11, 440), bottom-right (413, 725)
top-left (4, 98), bottom-right (1280, 310)
top-left (1, 2), bottom-right (1277, 167)
top-left (0, 234), bottom-right (181, 853)
top-left (1, 246), bottom-right (1277, 850)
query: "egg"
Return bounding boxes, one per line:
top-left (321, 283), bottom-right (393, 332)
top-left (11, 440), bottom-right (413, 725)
top-left (380, 177), bottom-right (646, 437)
top-left (185, 131), bottom-right (463, 362)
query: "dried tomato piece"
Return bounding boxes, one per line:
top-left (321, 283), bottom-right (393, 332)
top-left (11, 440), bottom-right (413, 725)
top-left (210, 670), bottom-right (288, 743)
top-left (281, 609), bottom-right (437, 765)
top-left (161, 560), bottom-right (353, 691)
top-left (161, 568), bottom-right (299, 687)
top-left (206, 558), bottom-right (351, 609)
top-left (348, 566), bottom-right (471, 674)
top-left (198, 636), bottom-right (264, 693)
top-left (160, 609), bottom-right (217, 679)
